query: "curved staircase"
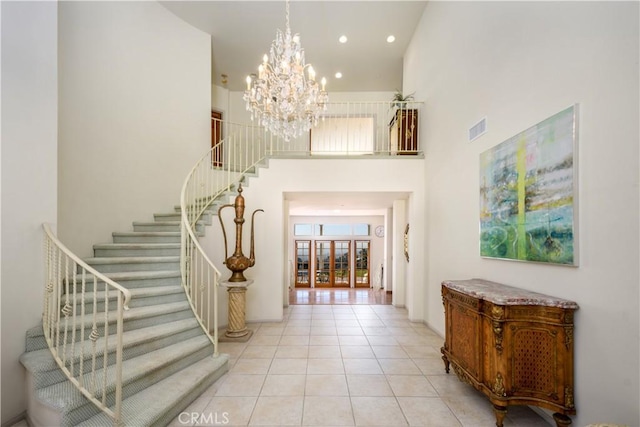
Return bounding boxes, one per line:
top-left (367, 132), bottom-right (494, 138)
top-left (20, 201), bottom-right (231, 426)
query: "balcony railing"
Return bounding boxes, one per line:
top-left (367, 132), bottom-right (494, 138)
top-left (213, 100), bottom-right (423, 170)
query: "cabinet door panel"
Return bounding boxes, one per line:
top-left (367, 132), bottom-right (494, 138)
top-left (508, 324), bottom-right (563, 402)
top-left (449, 304), bottom-right (481, 378)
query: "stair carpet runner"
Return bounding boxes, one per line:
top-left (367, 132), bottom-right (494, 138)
top-left (20, 203), bottom-right (229, 426)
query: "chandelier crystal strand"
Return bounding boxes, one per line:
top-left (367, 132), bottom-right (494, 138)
top-left (243, 0), bottom-right (328, 141)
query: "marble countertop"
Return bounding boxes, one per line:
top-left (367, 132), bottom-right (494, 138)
top-left (442, 279), bottom-right (579, 309)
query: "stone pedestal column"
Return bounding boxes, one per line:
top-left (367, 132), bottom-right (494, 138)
top-left (220, 280), bottom-right (253, 341)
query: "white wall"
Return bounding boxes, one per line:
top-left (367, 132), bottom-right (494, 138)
top-left (405, 2), bottom-right (639, 425)
top-left (212, 83), bottom-right (230, 118)
top-left (1, 1), bottom-right (58, 422)
top-left (58, 1), bottom-right (211, 256)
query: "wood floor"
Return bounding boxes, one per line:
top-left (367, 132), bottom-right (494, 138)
top-left (289, 288), bottom-right (392, 305)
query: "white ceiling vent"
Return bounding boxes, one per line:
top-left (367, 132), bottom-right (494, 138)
top-left (468, 117), bottom-right (487, 142)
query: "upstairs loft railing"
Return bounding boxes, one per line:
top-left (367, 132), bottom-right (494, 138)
top-left (180, 100), bottom-right (422, 356)
top-left (42, 223), bottom-right (132, 426)
top-left (216, 100), bottom-right (423, 163)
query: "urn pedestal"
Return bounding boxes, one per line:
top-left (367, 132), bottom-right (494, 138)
top-left (219, 280), bottom-right (253, 342)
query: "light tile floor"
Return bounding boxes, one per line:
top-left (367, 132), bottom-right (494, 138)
top-left (168, 304), bottom-right (551, 427)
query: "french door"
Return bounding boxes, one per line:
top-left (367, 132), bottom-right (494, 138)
top-left (294, 240), bottom-right (311, 287)
top-left (315, 240), bottom-right (350, 288)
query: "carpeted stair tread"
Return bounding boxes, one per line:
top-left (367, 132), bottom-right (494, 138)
top-left (53, 285), bottom-right (184, 305)
top-left (21, 318), bottom-right (201, 373)
top-left (93, 243), bottom-right (181, 249)
top-left (84, 256), bottom-right (179, 264)
top-left (132, 221), bottom-right (180, 226)
top-left (76, 354), bottom-right (229, 427)
top-left (154, 212), bottom-right (212, 224)
top-left (25, 302), bottom-right (191, 339)
top-left (112, 231), bottom-right (203, 239)
top-left (123, 301), bottom-right (189, 321)
top-left (34, 335), bottom-right (213, 412)
top-left (71, 270), bottom-right (181, 290)
top-left (112, 231), bottom-right (181, 237)
top-left (89, 270), bottom-right (181, 281)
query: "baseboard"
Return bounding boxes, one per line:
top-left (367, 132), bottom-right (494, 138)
top-left (423, 320), bottom-right (444, 338)
top-left (530, 406), bottom-right (555, 425)
top-left (1, 411), bottom-right (27, 427)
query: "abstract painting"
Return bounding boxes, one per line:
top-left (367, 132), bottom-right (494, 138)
top-left (480, 105), bottom-right (578, 266)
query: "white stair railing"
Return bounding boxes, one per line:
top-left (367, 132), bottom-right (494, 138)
top-left (179, 122), bottom-right (269, 355)
top-left (42, 223), bottom-right (132, 426)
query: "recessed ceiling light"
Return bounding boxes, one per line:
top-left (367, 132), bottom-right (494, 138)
top-left (335, 72), bottom-right (343, 79)
top-left (339, 35), bottom-right (348, 44)
top-left (387, 35), bottom-right (396, 43)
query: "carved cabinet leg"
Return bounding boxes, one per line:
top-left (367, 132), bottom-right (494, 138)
top-left (552, 413), bottom-right (572, 427)
top-left (441, 348), bottom-right (450, 373)
top-left (493, 405), bottom-right (507, 427)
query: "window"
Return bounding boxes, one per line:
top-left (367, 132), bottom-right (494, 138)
top-left (313, 223), bottom-right (369, 236)
top-left (321, 224), bottom-right (352, 236)
top-left (353, 224), bottom-right (370, 236)
top-left (294, 224), bottom-right (313, 236)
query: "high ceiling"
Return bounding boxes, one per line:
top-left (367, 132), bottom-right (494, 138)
top-left (160, 1), bottom-right (428, 92)
top-left (160, 1), bottom-right (426, 215)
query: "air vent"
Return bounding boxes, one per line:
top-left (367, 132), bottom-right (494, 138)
top-left (469, 117), bottom-right (487, 142)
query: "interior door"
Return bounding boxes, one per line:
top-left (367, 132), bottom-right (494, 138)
top-left (211, 110), bottom-right (223, 167)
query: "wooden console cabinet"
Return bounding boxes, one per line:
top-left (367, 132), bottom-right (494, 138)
top-left (441, 279), bottom-right (578, 427)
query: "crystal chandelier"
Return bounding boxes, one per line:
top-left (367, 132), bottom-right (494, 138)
top-left (243, 0), bottom-right (328, 141)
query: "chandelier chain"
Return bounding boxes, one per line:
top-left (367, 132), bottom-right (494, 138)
top-left (285, 0), bottom-right (290, 30)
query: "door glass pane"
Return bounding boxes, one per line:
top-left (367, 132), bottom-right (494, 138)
top-left (295, 241), bottom-right (310, 286)
top-left (315, 241), bottom-right (331, 286)
top-left (355, 241), bottom-right (370, 286)
top-left (334, 241), bottom-right (350, 286)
